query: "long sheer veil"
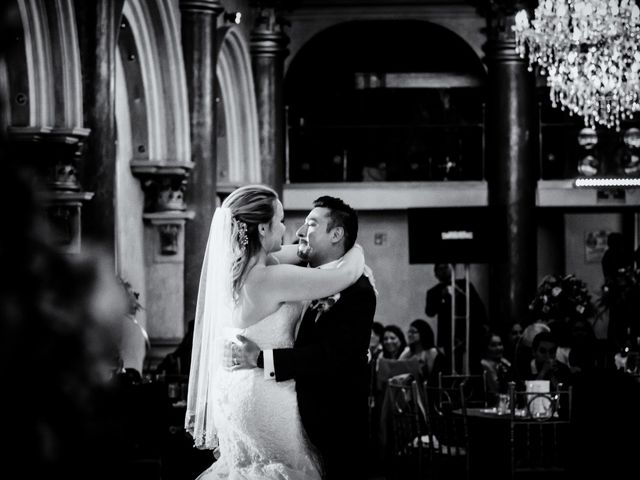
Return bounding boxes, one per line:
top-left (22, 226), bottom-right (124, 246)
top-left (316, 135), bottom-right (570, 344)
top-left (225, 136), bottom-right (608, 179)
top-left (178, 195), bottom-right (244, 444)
top-left (185, 206), bottom-right (234, 451)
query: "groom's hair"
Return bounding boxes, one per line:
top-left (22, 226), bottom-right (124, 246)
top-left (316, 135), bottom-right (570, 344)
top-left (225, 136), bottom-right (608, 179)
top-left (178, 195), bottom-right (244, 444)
top-left (313, 196), bottom-right (358, 251)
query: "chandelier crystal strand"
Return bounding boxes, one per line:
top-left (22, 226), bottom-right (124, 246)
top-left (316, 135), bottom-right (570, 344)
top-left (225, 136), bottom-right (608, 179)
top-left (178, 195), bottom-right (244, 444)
top-left (514, 0), bottom-right (640, 130)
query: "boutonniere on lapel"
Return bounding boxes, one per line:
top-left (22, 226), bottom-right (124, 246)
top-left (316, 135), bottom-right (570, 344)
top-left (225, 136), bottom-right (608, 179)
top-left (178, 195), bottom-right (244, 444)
top-left (309, 293), bottom-right (341, 313)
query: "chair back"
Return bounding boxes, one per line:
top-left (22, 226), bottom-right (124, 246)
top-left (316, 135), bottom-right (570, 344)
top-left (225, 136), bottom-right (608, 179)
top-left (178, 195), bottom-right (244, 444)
top-left (422, 382), bottom-right (471, 480)
top-left (438, 372), bottom-right (488, 408)
top-left (386, 378), bottom-right (424, 478)
top-left (507, 383), bottom-right (573, 478)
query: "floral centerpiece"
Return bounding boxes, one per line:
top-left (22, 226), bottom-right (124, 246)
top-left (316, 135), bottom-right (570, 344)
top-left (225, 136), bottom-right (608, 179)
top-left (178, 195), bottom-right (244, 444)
top-left (528, 274), bottom-right (595, 324)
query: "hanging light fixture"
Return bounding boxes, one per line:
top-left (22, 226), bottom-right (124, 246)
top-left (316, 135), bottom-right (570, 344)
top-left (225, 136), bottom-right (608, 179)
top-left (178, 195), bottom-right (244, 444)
top-left (513, 0), bottom-right (640, 130)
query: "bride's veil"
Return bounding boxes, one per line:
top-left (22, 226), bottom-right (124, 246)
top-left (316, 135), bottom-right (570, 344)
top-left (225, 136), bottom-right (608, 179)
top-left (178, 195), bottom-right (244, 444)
top-left (185, 206), bottom-right (235, 451)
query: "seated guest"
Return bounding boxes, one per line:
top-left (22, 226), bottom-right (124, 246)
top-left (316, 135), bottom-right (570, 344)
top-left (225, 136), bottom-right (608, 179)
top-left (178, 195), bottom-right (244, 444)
top-left (375, 325), bottom-right (417, 394)
top-left (504, 321), bottom-right (523, 366)
top-left (376, 325), bottom-right (415, 390)
top-left (513, 321), bottom-right (551, 382)
top-left (381, 324), bottom-right (407, 360)
top-left (523, 331), bottom-right (572, 389)
top-left (372, 325), bottom-right (408, 401)
top-left (371, 325), bottom-right (410, 472)
top-left (399, 318), bottom-right (445, 384)
top-left (369, 321), bottom-right (384, 362)
top-left (480, 332), bottom-right (514, 400)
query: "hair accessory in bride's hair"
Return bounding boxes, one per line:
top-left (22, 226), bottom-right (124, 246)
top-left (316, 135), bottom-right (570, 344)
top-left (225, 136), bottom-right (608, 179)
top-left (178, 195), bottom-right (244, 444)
top-left (235, 218), bottom-right (248, 251)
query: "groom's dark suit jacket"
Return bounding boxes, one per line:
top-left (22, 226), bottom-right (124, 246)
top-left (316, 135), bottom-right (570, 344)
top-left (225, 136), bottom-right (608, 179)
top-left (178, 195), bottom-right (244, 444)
top-left (272, 274), bottom-right (376, 480)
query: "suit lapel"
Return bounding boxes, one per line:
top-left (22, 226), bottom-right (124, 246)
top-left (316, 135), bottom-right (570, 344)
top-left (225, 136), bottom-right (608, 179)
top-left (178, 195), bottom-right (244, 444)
top-left (295, 304), bottom-right (319, 345)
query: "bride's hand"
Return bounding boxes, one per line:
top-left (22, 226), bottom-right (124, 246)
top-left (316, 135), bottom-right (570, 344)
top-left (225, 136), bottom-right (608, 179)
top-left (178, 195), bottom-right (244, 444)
top-left (225, 335), bottom-right (261, 370)
top-left (337, 243), bottom-right (365, 280)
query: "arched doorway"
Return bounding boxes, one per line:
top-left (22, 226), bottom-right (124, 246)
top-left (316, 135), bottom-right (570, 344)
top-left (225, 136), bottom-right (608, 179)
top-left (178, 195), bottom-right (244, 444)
top-left (285, 20), bottom-right (487, 183)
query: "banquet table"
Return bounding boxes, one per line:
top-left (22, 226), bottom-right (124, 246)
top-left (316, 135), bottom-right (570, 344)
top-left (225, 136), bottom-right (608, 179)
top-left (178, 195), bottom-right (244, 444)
top-left (452, 407), bottom-right (512, 479)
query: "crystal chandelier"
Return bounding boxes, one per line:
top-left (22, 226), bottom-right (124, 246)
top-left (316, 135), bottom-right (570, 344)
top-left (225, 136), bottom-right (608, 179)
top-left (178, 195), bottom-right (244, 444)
top-left (514, 0), bottom-right (640, 130)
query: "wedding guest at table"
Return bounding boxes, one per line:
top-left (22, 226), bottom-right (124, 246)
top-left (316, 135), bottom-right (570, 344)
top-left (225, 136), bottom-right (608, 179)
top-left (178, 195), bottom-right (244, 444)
top-left (372, 325), bottom-right (408, 408)
top-left (513, 321), bottom-right (551, 382)
top-left (374, 325), bottom-right (414, 397)
top-left (369, 321), bottom-right (384, 361)
top-left (504, 321), bottom-right (523, 365)
top-left (371, 325), bottom-right (411, 475)
top-left (480, 332), bottom-right (514, 401)
top-left (399, 318), bottom-right (445, 384)
top-left (381, 324), bottom-right (407, 360)
top-left (523, 331), bottom-right (572, 389)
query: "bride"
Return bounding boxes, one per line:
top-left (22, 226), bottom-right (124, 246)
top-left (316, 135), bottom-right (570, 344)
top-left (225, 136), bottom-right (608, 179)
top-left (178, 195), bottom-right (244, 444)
top-left (185, 184), bottom-right (364, 479)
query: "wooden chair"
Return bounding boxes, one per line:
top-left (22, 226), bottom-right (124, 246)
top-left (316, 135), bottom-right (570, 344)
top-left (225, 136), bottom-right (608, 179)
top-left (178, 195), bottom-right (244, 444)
top-left (420, 382), bottom-right (471, 480)
top-left (438, 371), bottom-right (489, 408)
top-left (507, 383), bottom-right (573, 479)
top-left (386, 378), bottom-right (424, 479)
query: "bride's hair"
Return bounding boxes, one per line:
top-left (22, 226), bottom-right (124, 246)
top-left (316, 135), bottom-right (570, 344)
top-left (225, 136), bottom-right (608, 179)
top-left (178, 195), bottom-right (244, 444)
top-left (222, 184), bottom-right (278, 299)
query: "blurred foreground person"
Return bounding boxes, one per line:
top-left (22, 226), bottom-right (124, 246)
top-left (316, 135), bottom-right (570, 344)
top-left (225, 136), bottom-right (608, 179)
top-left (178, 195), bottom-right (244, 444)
top-left (0, 156), bottom-right (131, 479)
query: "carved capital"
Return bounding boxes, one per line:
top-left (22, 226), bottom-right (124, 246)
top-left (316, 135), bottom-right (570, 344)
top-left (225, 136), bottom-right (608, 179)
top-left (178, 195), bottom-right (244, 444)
top-left (44, 192), bottom-right (94, 254)
top-left (144, 211), bottom-right (195, 260)
top-left (7, 126), bottom-right (94, 253)
top-left (7, 126), bottom-right (91, 192)
top-left (179, 0), bottom-right (224, 15)
top-left (250, 8), bottom-right (290, 57)
top-left (482, 0), bottom-right (532, 62)
top-left (130, 161), bottom-right (194, 212)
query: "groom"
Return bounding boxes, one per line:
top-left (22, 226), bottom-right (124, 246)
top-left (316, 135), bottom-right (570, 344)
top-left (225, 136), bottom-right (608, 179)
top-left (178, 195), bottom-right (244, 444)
top-left (231, 195), bottom-right (377, 480)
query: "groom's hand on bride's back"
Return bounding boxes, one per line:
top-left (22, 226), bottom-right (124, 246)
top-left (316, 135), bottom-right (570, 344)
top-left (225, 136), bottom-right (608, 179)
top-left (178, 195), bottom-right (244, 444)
top-left (224, 334), bottom-right (260, 370)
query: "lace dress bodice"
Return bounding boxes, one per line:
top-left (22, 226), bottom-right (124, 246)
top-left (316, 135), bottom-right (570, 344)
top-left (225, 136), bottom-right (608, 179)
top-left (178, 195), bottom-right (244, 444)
top-left (241, 302), bottom-right (302, 350)
top-left (196, 302), bottom-right (321, 480)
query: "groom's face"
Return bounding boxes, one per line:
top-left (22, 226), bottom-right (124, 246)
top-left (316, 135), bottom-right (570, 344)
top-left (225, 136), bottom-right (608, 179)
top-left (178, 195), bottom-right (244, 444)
top-left (296, 207), bottom-right (333, 265)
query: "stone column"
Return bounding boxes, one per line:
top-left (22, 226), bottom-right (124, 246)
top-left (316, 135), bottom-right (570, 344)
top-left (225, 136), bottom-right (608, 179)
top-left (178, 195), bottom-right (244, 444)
top-left (180, 0), bottom-right (224, 325)
top-left (77, 0), bottom-right (125, 255)
top-left (251, 8), bottom-right (289, 196)
top-left (485, 4), bottom-right (538, 329)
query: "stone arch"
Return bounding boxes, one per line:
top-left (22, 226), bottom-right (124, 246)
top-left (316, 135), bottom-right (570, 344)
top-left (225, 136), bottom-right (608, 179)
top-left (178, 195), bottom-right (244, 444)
top-left (120, 0), bottom-right (190, 164)
top-left (217, 25), bottom-right (261, 183)
top-left (15, 0), bottom-right (53, 125)
top-left (45, 0), bottom-right (83, 127)
top-left (10, 0), bottom-right (83, 127)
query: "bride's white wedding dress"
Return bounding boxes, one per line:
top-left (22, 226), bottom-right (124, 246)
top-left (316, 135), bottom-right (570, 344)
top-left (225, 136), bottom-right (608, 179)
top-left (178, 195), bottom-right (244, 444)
top-left (196, 302), bottom-right (322, 480)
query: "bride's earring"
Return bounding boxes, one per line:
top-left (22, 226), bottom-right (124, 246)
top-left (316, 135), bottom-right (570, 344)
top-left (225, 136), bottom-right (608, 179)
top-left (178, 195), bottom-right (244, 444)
top-left (258, 224), bottom-right (268, 251)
